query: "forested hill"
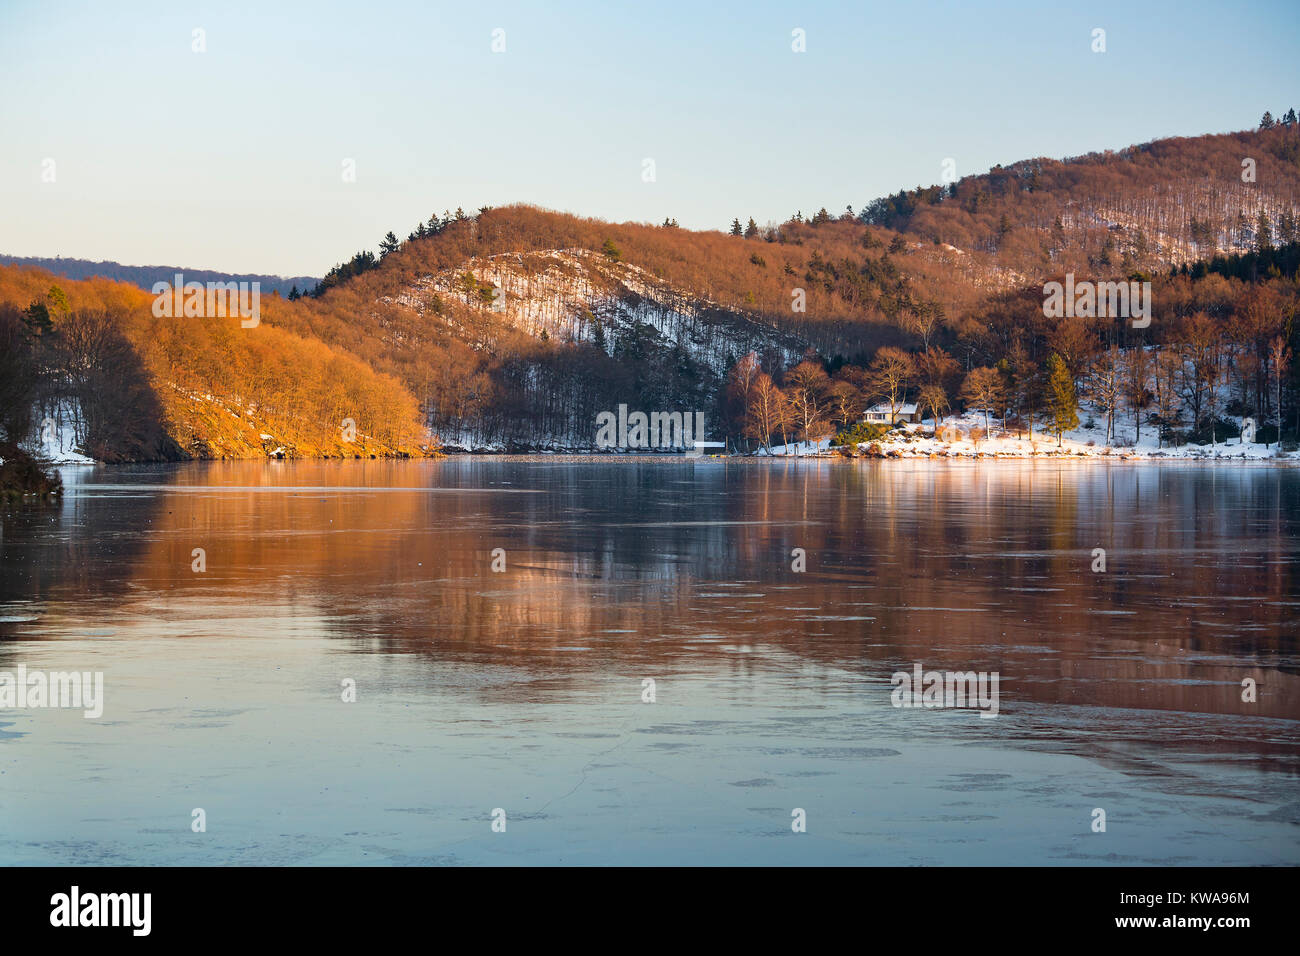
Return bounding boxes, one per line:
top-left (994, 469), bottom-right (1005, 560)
top-left (860, 113), bottom-right (1300, 283)
top-left (274, 118), bottom-right (1299, 450)
top-left (0, 265), bottom-right (429, 463)
top-left (3, 116), bottom-right (1300, 460)
top-left (0, 255), bottom-right (319, 299)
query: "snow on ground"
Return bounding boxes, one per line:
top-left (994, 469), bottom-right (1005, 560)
top-left (799, 408), bottom-right (1296, 460)
top-left (754, 395), bottom-right (1296, 460)
top-left (23, 403), bottom-right (94, 464)
top-left (391, 248), bottom-right (803, 378)
top-left (757, 438), bottom-right (834, 456)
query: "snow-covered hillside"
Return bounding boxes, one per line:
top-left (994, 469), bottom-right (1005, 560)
top-left (21, 400), bottom-right (93, 464)
top-left (389, 248), bottom-right (806, 375)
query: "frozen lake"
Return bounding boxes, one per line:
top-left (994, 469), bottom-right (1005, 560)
top-left (1, 457), bottom-right (1297, 865)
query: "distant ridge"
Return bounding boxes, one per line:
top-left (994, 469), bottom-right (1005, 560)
top-left (0, 254), bottom-right (319, 298)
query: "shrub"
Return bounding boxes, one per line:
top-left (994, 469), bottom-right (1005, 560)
top-left (0, 443), bottom-right (62, 501)
top-left (1187, 417), bottom-right (1241, 445)
top-left (834, 421), bottom-right (889, 446)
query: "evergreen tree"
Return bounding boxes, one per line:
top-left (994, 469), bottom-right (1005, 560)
top-left (1256, 209), bottom-right (1272, 252)
top-left (1046, 353), bottom-right (1079, 446)
top-left (1279, 210), bottom-right (1298, 246)
top-left (379, 231), bottom-right (400, 258)
top-left (22, 300), bottom-right (52, 336)
top-left (744, 217), bottom-right (759, 238)
top-left (47, 285), bottom-right (71, 317)
top-left (730, 218), bottom-right (742, 236)
top-left (287, 285), bottom-right (300, 301)
top-left (1260, 111), bottom-right (1275, 129)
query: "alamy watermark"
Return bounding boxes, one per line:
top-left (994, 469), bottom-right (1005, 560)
top-left (1043, 273), bottom-right (1150, 328)
top-left (50, 886), bottom-right (150, 936)
top-left (595, 405), bottom-right (707, 451)
top-left (151, 272), bottom-right (260, 327)
top-left (0, 665), bottom-right (103, 718)
top-left (890, 662), bottom-right (1000, 718)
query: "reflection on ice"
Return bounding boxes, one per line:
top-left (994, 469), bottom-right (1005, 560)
top-left (1, 458), bottom-right (1297, 865)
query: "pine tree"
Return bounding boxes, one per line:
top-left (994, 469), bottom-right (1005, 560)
top-left (1260, 111), bottom-right (1275, 129)
top-left (1279, 210), bottom-right (1298, 246)
top-left (22, 300), bottom-right (52, 336)
top-left (379, 231), bottom-right (400, 258)
top-left (1256, 209), bottom-right (1272, 251)
top-left (744, 218), bottom-right (759, 239)
top-left (1046, 353), bottom-right (1079, 447)
top-left (730, 218), bottom-right (742, 236)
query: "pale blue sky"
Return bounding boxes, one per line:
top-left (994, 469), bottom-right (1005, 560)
top-left (1, 0), bottom-right (1297, 276)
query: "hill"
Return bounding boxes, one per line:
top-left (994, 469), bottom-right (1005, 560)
top-left (4, 116), bottom-right (1300, 460)
top-left (0, 265), bottom-right (430, 463)
top-left (861, 112), bottom-right (1300, 283)
top-left (0, 255), bottom-right (319, 299)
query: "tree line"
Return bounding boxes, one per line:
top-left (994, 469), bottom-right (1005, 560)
top-left (722, 251), bottom-right (1300, 453)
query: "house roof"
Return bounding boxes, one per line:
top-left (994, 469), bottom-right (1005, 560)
top-left (865, 403), bottom-right (918, 415)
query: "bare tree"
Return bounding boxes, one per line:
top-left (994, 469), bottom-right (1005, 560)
top-left (745, 372), bottom-right (787, 454)
top-left (1087, 346), bottom-right (1123, 444)
top-left (959, 367), bottom-right (1003, 434)
top-left (827, 379), bottom-right (863, 428)
top-left (1122, 346), bottom-right (1153, 445)
top-left (867, 346), bottom-right (914, 423)
top-left (918, 384), bottom-right (949, 429)
top-left (1153, 348), bottom-right (1183, 448)
top-left (1268, 335), bottom-right (1289, 448)
top-left (784, 359), bottom-right (831, 442)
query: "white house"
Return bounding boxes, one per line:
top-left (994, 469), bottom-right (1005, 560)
top-left (862, 402), bottom-right (921, 425)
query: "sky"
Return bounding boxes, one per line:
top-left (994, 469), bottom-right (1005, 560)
top-left (1, 0), bottom-right (1298, 277)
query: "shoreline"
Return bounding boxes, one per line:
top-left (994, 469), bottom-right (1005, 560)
top-left (38, 450), bottom-right (1300, 467)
